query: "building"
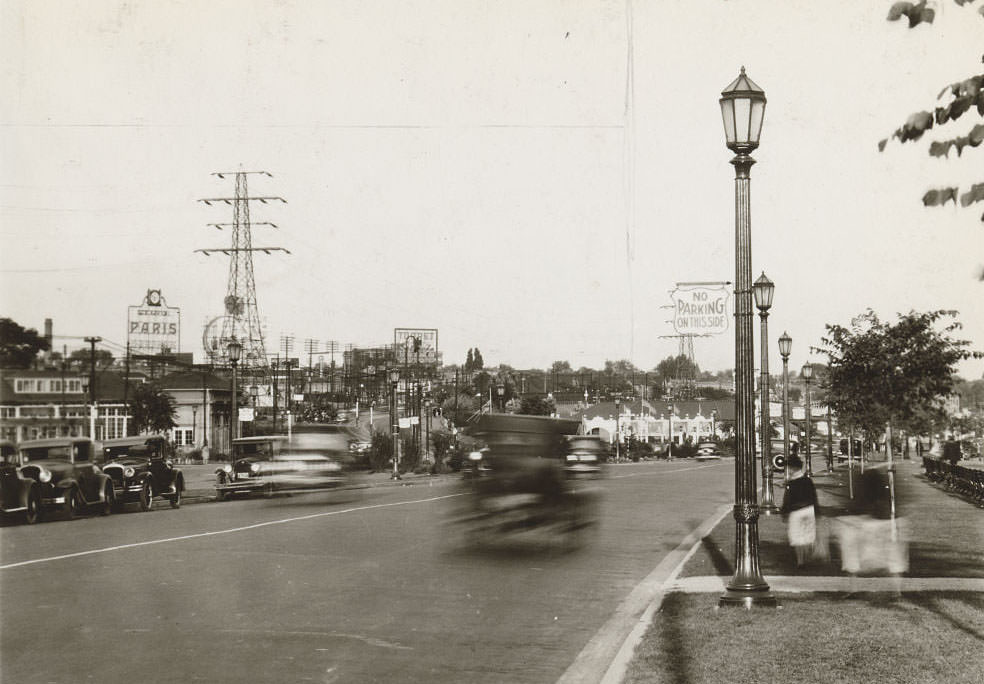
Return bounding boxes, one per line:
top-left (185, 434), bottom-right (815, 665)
top-left (575, 399), bottom-right (735, 445)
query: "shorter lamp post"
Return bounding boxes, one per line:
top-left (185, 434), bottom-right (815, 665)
top-left (778, 332), bottom-right (792, 483)
top-left (389, 367), bottom-right (401, 480)
top-left (753, 272), bottom-right (777, 513)
top-left (497, 384), bottom-right (505, 413)
top-left (249, 385), bottom-right (259, 436)
top-left (228, 338), bottom-right (243, 453)
top-left (801, 362), bottom-right (814, 476)
top-left (614, 397), bottom-right (622, 462)
top-left (192, 405), bottom-right (198, 448)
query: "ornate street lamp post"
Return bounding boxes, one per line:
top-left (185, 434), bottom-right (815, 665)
top-left (389, 367), bottom-right (401, 480)
top-left (778, 332), bottom-right (792, 484)
top-left (614, 397), bottom-right (621, 462)
top-left (719, 67), bottom-right (776, 608)
top-left (802, 362), bottom-right (814, 476)
top-left (227, 338), bottom-right (242, 454)
top-left (497, 384), bottom-right (505, 413)
top-left (753, 273), bottom-right (778, 514)
top-left (249, 384), bottom-right (259, 436)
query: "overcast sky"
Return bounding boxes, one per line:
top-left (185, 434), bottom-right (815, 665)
top-left (2, 0), bottom-right (981, 378)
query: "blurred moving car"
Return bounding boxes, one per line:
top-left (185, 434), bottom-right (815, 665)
top-left (1, 440), bottom-right (41, 524)
top-left (16, 438), bottom-right (114, 519)
top-left (256, 431), bottom-right (347, 494)
top-left (215, 436), bottom-right (288, 500)
top-left (695, 442), bottom-right (722, 461)
top-left (100, 435), bottom-right (184, 511)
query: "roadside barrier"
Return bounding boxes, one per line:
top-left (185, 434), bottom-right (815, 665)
top-left (922, 456), bottom-right (984, 506)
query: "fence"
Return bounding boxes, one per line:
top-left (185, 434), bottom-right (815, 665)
top-left (922, 456), bottom-right (984, 506)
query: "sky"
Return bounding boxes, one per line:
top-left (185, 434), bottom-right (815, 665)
top-left (2, 0), bottom-right (982, 379)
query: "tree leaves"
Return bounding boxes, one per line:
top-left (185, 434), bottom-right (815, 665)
top-left (887, 1), bottom-right (936, 27)
top-left (922, 187), bottom-right (959, 206)
top-left (928, 123), bottom-right (984, 157)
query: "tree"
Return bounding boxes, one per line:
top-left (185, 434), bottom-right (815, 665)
top-left (129, 383), bottom-right (177, 434)
top-left (472, 348), bottom-right (484, 370)
top-left (880, 1), bottom-right (984, 250)
top-left (550, 360), bottom-right (573, 373)
top-left (68, 348), bottom-right (114, 369)
top-left (465, 348), bottom-right (474, 372)
top-left (518, 395), bottom-right (555, 416)
top-left (0, 317), bottom-right (49, 368)
top-left (815, 309), bottom-right (982, 439)
top-left (655, 355), bottom-right (700, 382)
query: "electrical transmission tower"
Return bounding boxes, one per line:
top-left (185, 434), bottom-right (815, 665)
top-left (657, 333), bottom-right (709, 399)
top-left (196, 171), bottom-right (290, 368)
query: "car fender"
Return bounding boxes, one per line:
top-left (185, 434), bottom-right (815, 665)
top-left (95, 473), bottom-right (115, 501)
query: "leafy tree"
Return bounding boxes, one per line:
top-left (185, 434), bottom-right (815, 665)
top-left (518, 395), bottom-right (555, 416)
top-left (815, 309), bottom-right (982, 440)
top-left (880, 1), bottom-right (984, 254)
top-left (550, 360), bottom-right (573, 373)
top-left (129, 382), bottom-right (177, 434)
top-left (0, 317), bottom-right (49, 368)
top-left (472, 348), bottom-right (484, 370)
top-left (465, 348), bottom-right (474, 372)
top-left (68, 347), bottom-right (114, 369)
top-left (655, 354), bottom-right (700, 381)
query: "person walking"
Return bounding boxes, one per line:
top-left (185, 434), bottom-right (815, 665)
top-left (942, 435), bottom-right (961, 465)
top-left (780, 453), bottom-right (821, 566)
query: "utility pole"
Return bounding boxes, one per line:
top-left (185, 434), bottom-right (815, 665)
top-left (196, 170), bottom-right (289, 369)
top-left (84, 336), bottom-right (101, 439)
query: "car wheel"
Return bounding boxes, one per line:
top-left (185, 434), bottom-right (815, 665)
top-left (170, 487), bottom-right (181, 509)
top-left (100, 483), bottom-right (114, 516)
top-left (63, 486), bottom-right (79, 520)
top-left (139, 481), bottom-right (153, 512)
top-left (24, 488), bottom-right (40, 524)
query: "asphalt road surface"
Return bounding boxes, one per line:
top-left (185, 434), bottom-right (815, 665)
top-left (1, 460), bottom-right (734, 684)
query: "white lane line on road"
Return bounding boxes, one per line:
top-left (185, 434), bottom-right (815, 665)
top-left (610, 462), bottom-right (726, 479)
top-left (0, 493), bottom-right (464, 570)
top-left (556, 502), bottom-right (732, 684)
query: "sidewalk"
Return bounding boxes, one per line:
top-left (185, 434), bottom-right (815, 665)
top-left (615, 458), bottom-right (984, 684)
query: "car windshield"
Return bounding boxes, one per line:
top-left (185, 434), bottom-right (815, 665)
top-left (22, 445), bottom-right (71, 462)
top-left (234, 441), bottom-right (275, 459)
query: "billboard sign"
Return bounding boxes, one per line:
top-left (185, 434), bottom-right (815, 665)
top-left (393, 328), bottom-right (439, 365)
top-left (128, 289), bottom-right (180, 355)
top-left (670, 283), bottom-right (730, 336)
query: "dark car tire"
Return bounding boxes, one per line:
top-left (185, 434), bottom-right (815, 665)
top-left (63, 486), bottom-right (79, 520)
top-left (99, 483), bottom-right (114, 516)
top-left (139, 481), bottom-right (153, 512)
top-left (24, 489), bottom-right (40, 524)
top-left (170, 487), bottom-right (181, 509)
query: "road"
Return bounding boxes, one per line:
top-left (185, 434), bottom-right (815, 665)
top-left (1, 460), bottom-right (734, 684)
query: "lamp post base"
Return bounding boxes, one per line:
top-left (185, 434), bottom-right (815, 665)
top-left (719, 586), bottom-right (779, 609)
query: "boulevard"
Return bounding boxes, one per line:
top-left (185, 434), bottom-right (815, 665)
top-left (1, 459), bottom-right (732, 684)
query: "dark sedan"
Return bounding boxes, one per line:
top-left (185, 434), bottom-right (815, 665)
top-left (16, 438), bottom-right (114, 519)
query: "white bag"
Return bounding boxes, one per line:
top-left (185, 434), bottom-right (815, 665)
top-left (787, 506), bottom-right (816, 547)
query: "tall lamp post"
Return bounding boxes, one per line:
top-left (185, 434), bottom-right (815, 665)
top-left (778, 332), bottom-right (792, 484)
top-left (753, 272), bottom-right (778, 514)
top-left (227, 338), bottom-right (242, 454)
top-left (497, 384), bottom-right (505, 413)
top-left (614, 397), bottom-right (621, 462)
top-left (719, 67), bottom-right (776, 607)
top-left (249, 385), bottom-right (259, 436)
top-left (389, 367), bottom-right (401, 480)
top-left (802, 362), bottom-right (814, 476)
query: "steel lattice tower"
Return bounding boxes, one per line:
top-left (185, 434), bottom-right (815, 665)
top-left (197, 170), bottom-right (289, 368)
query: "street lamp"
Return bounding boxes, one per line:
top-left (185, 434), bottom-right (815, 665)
top-left (801, 362), bottom-right (814, 477)
top-left (227, 338), bottom-right (243, 454)
top-left (497, 384), bottom-right (505, 412)
top-left (249, 384), bottom-right (259, 436)
top-left (753, 272), bottom-right (778, 514)
top-left (388, 367), bottom-right (401, 480)
top-left (778, 332), bottom-right (792, 484)
top-left (719, 67), bottom-right (776, 608)
top-left (614, 397), bottom-right (622, 462)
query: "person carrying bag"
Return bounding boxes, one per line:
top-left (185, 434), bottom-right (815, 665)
top-left (780, 453), bottom-right (826, 566)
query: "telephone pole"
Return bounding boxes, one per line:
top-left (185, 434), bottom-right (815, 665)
top-left (196, 170), bottom-right (289, 369)
top-left (84, 336), bottom-right (101, 438)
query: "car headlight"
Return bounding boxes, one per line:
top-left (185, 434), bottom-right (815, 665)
top-left (38, 468), bottom-right (52, 483)
top-left (468, 452), bottom-right (483, 461)
top-left (250, 463), bottom-right (260, 473)
top-left (223, 464), bottom-right (233, 474)
top-left (566, 454), bottom-right (578, 462)
top-left (124, 467), bottom-right (135, 478)
top-left (579, 454), bottom-right (597, 462)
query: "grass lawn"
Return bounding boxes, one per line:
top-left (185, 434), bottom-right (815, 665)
top-left (623, 591), bottom-right (984, 684)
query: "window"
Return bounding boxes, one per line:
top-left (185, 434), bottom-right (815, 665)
top-left (174, 429), bottom-right (193, 447)
top-left (15, 379), bottom-right (35, 393)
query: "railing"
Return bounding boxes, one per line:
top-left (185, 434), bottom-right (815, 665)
top-left (922, 456), bottom-right (984, 506)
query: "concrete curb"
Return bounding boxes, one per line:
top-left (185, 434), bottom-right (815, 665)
top-left (669, 575), bottom-right (984, 593)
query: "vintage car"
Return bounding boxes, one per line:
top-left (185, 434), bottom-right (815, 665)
top-left (100, 435), bottom-right (184, 510)
top-left (1, 440), bottom-right (41, 524)
top-left (695, 442), bottom-right (722, 461)
top-left (215, 431), bottom-right (348, 500)
top-left (17, 437), bottom-right (115, 519)
top-left (215, 435), bottom-right (289, 500)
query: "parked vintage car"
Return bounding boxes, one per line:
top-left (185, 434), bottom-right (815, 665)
top-left (16, 437), bottom-right (115, 519)
top-left (1, 440), bottom-right (41, 524)
top-left (100, 435), bottom-right (184, 510)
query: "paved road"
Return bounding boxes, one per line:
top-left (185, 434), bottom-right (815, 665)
top-left (1, 460), bottom-right (734, 684)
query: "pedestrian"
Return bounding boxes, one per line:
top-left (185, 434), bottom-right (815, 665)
top-left (942, 435), bottom-right (961, 465)
top-left (780, 453), bottom-right (822, 566)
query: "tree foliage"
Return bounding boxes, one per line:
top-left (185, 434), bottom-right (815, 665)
top-left (550, 360), bottom-right (573, 373)
top-left (815, 309), bottom-right (982, 438)
top-left (518, 395), bottom-right (555, 416)
top-left (655, 354), bottom-right (700, 381)
top-left (129, 382), bottom-right (177, 434)
top-left (68, 347), bottom-right (114, 368)
top-left (0, 317), bottom-right (49, 368)
top-left (880, 1), bottom-right (984, 230)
